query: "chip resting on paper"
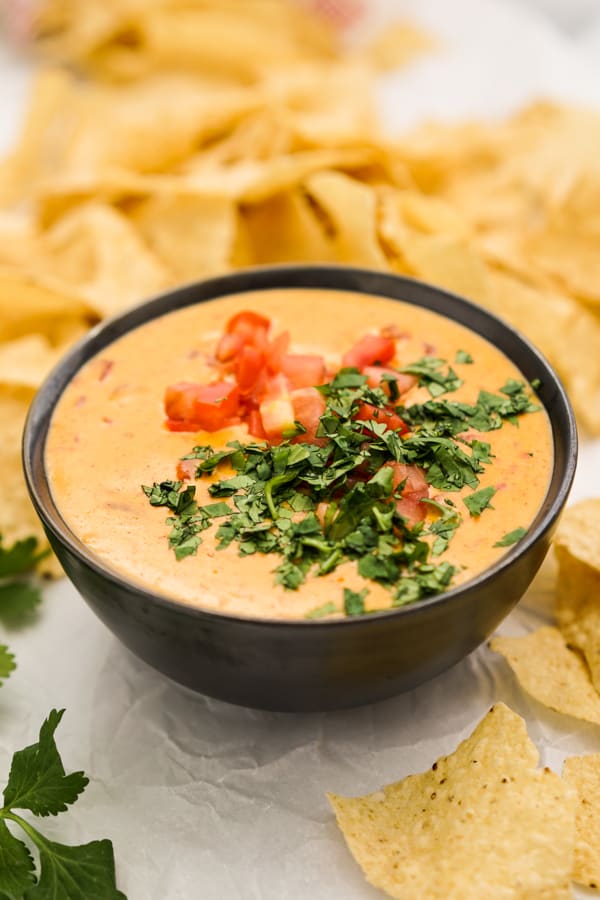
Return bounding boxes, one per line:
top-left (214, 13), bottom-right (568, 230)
top-left (563, 754), bottom-right (600, 890)
top-left (490, 627), bottom-right (600, 726)
top-left (327, 703), bottom-right (575, 899)
top-left (554, 499), bottom-right (600, 693)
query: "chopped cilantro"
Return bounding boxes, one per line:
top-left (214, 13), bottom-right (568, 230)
top-left (305, 602), bottom-right (338, 620)
top-left (399, 357), bottom-right (463, 397)
top-left (343, 588), bottom-right (368, 617)
top-left (144, 364), bottom-right (540, 611)
top-left (455, 350), bottom-right (474, 364)
top-left (463, 486), bottom-right (497, 517)
top-left (494, 527), bottom-right (527, 547)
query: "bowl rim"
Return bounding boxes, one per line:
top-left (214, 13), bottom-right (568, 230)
top-left (23, 263), bottom-right (578, 630)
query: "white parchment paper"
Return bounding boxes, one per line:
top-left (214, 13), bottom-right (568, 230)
top-left (1, 1), bottom-right (600, 897)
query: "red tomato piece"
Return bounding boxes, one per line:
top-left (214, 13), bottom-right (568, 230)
top-left (354, 402), bottom-right (409, 435)
top-left (342, 333), bottom-right (395, 369)
top-left (280, 354), bottom-right (326, 390)
top-left (363, 366), bottom-right (416, 396)
top-left (247, 409), bottom-right (267, 439)
top-left (216, 331), bottom-right (244, 363)
top-left (265, 331), bottom-right (290, 374)
top-left (259, 395), bottom-right (296, 440)
top-left (384, 462), bottom-right (429, 524)
top-left (165, 381), bottom-right (240, 432)
top-left (291, 388), bottom-right (326, 444)
top-left (226, 310), bottom-right (270, 334)
top-left (176, 458), bottom-right (198, 480)
top-left (234, 345), bottom-right (265, 393)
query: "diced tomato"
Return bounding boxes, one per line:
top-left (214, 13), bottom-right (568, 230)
top-left (363, 366), bottom-right (416, 397)
top-left (262, 372), bottom-right (291, 399)
top-left (234, 345), bottom-right (265, 393)
top-left (226, 310), bottom-right (270, 334)
top-left (384, 462), bottom-right (429, 524)
top-left (217, 311), bottom-right (271, 364)
top-left (354, 402), bottom-right (409, 435)
top-left (265, 331), bottom-right (290, 374)
top-left (176, 458), bottom-right (198, 481)
top-left (247, 409), bottom-right (267, 439)
top-left (342, 333), bottom-right (395, 369)
top-left (280, 354), bottom-right (326, 390)
top-left (259, 395), bottom-right (296, 440)
top-left (216, 331), bottom-right (244, 363)
top-left (291, 388), bottom-right (326, 444)
top-left (165, 380), bottom-right (240, 432)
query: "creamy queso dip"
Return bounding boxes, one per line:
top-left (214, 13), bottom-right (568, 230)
top-left (46, 289), bottom-right (553, 620)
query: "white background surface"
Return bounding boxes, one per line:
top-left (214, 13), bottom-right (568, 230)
top-left (1, 1), bottom-right (600, 897)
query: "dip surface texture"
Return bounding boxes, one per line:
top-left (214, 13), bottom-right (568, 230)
top-left (46, 289), bottom-right (553, 620)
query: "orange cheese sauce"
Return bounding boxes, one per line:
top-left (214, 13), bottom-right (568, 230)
top-left (46, 289), bottom-right (553, 620)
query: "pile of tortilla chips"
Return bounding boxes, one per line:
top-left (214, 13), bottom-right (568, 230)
top-left (1, 0), bottom-right (599, 548)
top-left (491, 499), bottom-right (600, 728)
top-left (329, 702), bottom-right (600, 897)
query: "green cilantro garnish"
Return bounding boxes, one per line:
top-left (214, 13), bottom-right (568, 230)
top-left (305, 602), bottom-right (338, 620)
top-left (145, 359), bottom-right (541, 616)
top-left (463, 486), bottom-right (497, 517)
top-left (0, 646), bottom-right (15, 685)
top-left (455, 350), bottom-right (474, 364)
top-left (494, 527), bottom-right (528, 547)
top-left (0, 710), bottom-right (125, 898)
top-left (399, 357), bottom-right (463, 397)
top-left (343, 588), bottom-right (368, 617)
top-left (0, 535), bottom-right (48, 627)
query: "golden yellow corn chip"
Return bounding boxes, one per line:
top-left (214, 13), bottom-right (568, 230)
top-left (40, 204), bottom-right (169, 317)
top-left (304, 171), bottom-right (387, 267)
top-left (328, 703), bottom-right (574, 900)
top-left (240, 190), bottom-right (336, 265)
top-left (364, 22), bottom-right (436, 71)
top-left (131, 194), bottom-right (235, 282)
top-left (0, 267), bottom-right (95, 344)
top-left (554, 499), bottom-right (600, 693)
top-left (490, 627), bottom-right (600, 726)
top-left (563, 754), bottom-right (600, 890)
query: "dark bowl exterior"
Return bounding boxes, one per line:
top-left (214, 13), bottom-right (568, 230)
top-left (23, 266), bottom-right (577, 712)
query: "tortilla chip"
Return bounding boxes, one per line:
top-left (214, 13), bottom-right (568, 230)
top-left (240, 189), bottom-right (336, 265)
top-left (328, 703), bottom-right (574, 899)
top-left (40, 204), bottom-right (169, 317)
top-left (364, 22), bottom-right (436, 71)
top-left (554, 499), bottom-right (600, 693)
top-left (0, 266), bottom-right (95, 344)
top-left (563, 754), bottom-right (600, 889)
top-left (304, 171), bottom-right (387, 267)
top-left (490, 627), bottom-right (600, 726)
top-left (131, 194), bottom-right (235, 282)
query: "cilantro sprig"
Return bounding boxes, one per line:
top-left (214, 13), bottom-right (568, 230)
top-left (0, 536), bottom-right (48, 628)
top-left (0, 710), bottom-right (126, 898)
top-left (144, 362), bottom-right (540, 617)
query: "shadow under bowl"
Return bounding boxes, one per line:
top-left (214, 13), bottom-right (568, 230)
top-left (23, 266), bottom-right (577, 712)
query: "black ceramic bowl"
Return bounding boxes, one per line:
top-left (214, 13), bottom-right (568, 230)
top-left (23, 266), bottom-right (577, 712)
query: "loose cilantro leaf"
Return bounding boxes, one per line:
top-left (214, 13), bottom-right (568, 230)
top-left (343, 588), bottom-right (367, 617)
top-left (23, 836), bottom-right (125, 900)
top-left (0, 537), bottom-right (48, 579)
top-left (0, 646), bottom-right (16, 685)
top-left (0, 535), bottom-right (47, 628)
top-left (0, 819), bottom-right (35, 898)
top-left (0, 583), bottom-right (42, 626)
top-left (305, 602), bottom-right (338, 620)
top-left (4, 710), bottom-right (88, 816)
top-left (463, 486), bottom-right (497, 517)
top-left (0, 711), bottom-right (126, 899)
top-left (455, 350), bottom-right (473, 364)
top-left (494, 527), bottom-right (527, 547)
